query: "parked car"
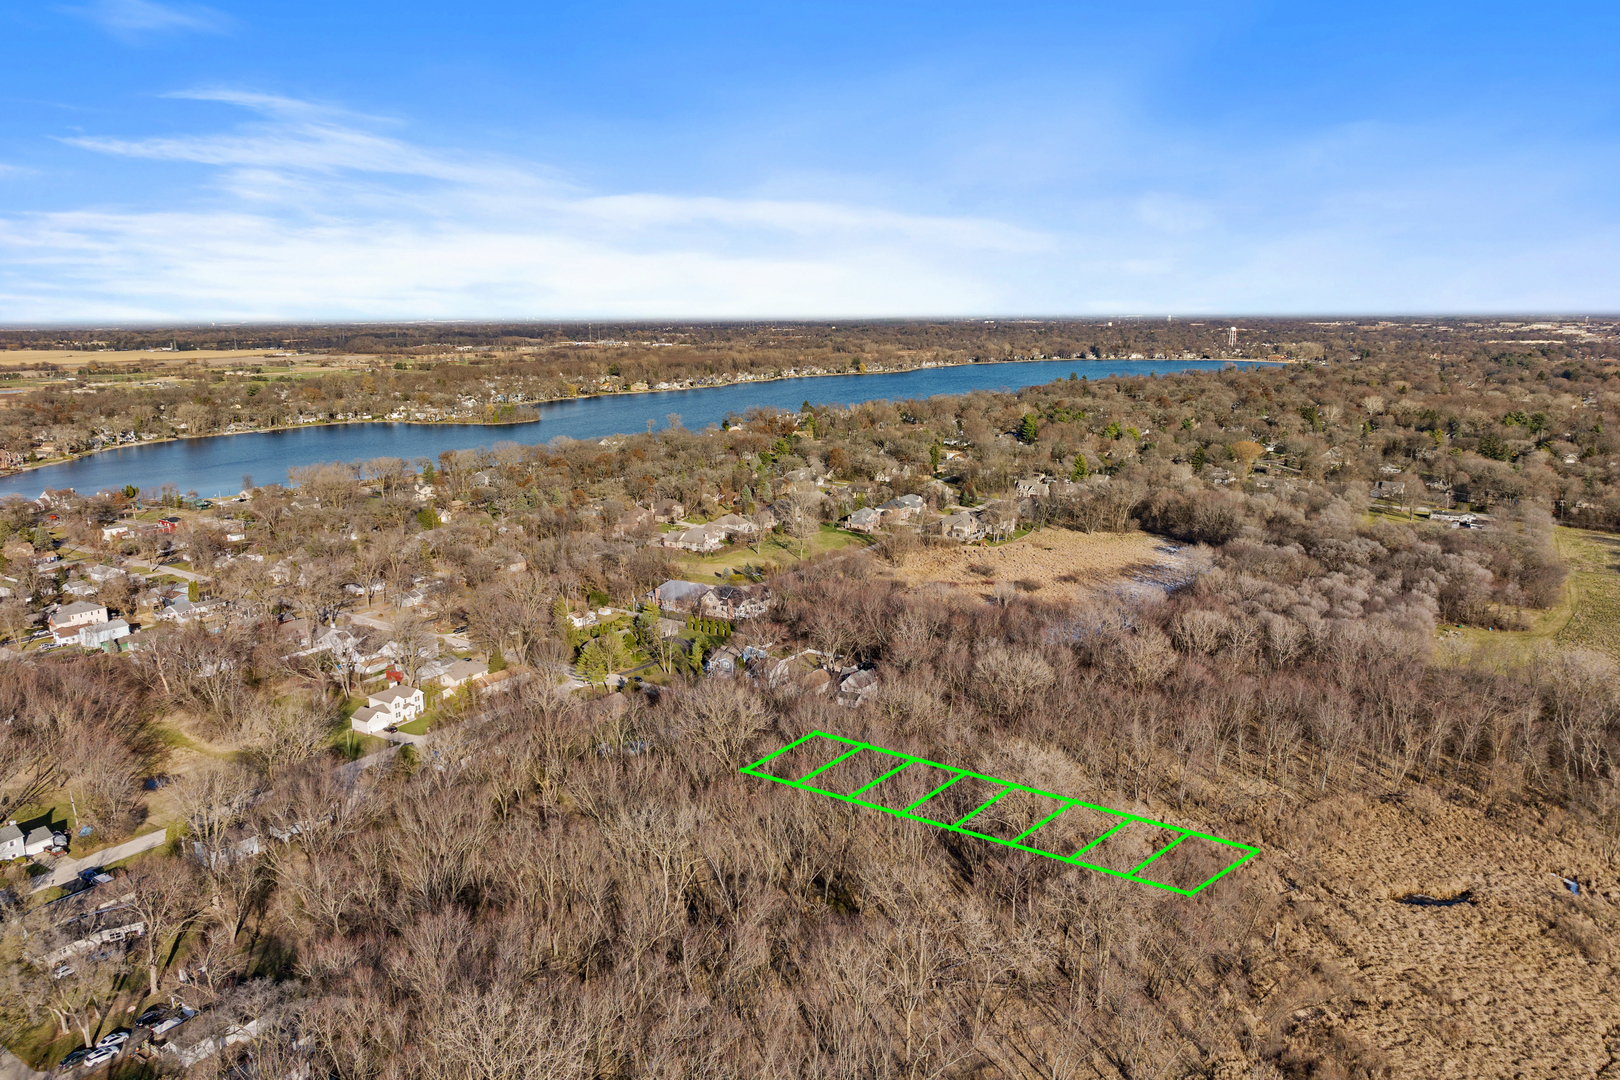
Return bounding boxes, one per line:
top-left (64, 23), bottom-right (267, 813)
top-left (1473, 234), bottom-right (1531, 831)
top-left (96, 1027), bottom-right (131, 1048)
top-left (58, 1046), bottom-right (91, 1068)
top-left (51, 963), bottom-right (75, 979)
top-left (136, 1005), bottom-right (169, 1027)
top-left (83, 1045), bottom-right (119, 1067)
top-left (148, 1007), bottom-right (196, 1037)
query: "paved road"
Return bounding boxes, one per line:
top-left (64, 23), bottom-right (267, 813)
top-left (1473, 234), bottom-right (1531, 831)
top-left (32, 829), bottom-right (168, 892)
top-left (0, 1048), bottom-right (44, 1080)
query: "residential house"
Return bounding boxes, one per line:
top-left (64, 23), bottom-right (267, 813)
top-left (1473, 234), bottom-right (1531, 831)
top-left (709, 513), bottom-right (759, 536)
top-left (62, 580), bottom-right (99, 599)
top-left (79, 619), bottom-right (131, 649)
top-left (939, 511), bottom-right (987, 542)
top-left (159, 598), bottom-right (228, 623)
top-left (48, 601), bottom-right (109, 643)
top-left (101, 523), bottom-right (132, 542)
top-left (1, 540), bottom-right (38, 564)
top-left (84, 563), bottom-right (124, 584)
top-left (838, 667), bottom-right (881, 706)
top-left (0, 822), bottom-right (23, 861)
top-left (1371, 479), bottom-right (1407, 500)
top-left (698, 584), bottom-right (772, 620)
top-left (1014, 477), bottom-right (1051, 498)
top-left (662, 524), bottom-right (728, 553)
top-left (350, 685), bottom-right (426, 734)
top-left (844, 507), bottom-right (883, 533)
top-left (608, 504), bottom-right (656, 537)
top-left (435, 658), bottom-right (488, 690)
top-left (652, 580), bottom-right (712, 613)
top-left (878, 493), bottom-right (925, 521)
top-left (651, 499), bottom-right (686, 523)
top-left (0, 822), bottom-right (67, 860)
top-left (783, 468), bottom-right (826, 487)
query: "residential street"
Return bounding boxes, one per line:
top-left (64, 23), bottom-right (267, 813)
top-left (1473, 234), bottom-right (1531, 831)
top-left (31, 828), bottom-right (168, 892)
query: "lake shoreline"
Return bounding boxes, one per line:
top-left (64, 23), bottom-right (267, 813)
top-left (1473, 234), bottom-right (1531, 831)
top-left (2, 355), bottom-right (1287, 486)
top-left (0, 356), bottom-right (1286, 498)
top-left (0, 414), bottom-right (545, 489)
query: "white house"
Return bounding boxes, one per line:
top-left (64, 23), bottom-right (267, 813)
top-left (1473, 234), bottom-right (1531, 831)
top-left (79, 619), bottom-right (131, 649)
top-left (101, 524), bottom-right (132, 542)
top-left (350, 685), bottom-right (426, 734)
top-left (48, 601), bottom-right (108, 643)
top-left (0, 822), bottom-right (23, 861)
top-left (0, 821), bottom-right (67, 860)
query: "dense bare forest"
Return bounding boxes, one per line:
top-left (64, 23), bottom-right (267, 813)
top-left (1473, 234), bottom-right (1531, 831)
top-left (0, 331), bottom-right (1617, 1078)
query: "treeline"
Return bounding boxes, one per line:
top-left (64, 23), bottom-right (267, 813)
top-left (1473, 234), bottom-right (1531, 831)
top-left (12, 501), bottom-right (1607, 1077)
top-left (0, 345), bottom-right (1618, 1075)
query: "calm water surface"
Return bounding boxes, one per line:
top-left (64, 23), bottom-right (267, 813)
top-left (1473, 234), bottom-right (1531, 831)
top-left (0, 359), bottom-right (1259, 498)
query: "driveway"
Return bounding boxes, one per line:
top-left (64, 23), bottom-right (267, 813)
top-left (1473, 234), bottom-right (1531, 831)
top-left (0, 1048), bottom-right (44, 1080)
top-left (123, 559), bottom-right (210, 583)
top-left (31, 828), bottom-right (168, 892)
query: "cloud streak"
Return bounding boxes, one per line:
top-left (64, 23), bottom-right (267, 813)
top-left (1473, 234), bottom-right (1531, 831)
top-left (4, 90), bottom-right (1618, 322)
top-left (4, 94), bottom-right (1034, 320)
top-left (65, 0), bottom-right (232, 39)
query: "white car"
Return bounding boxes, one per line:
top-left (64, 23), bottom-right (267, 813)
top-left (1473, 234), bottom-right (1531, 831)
top-left (148, 1007), bottom-right (195, 1036)
top-left (95, 1028), bottom-right (131, 1048)
top-left (82, 1045), bottom-right (119, 1067)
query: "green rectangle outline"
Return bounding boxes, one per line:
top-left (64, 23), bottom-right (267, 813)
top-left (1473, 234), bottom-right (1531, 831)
top-left (741, 731), bottom-right (1257, 896)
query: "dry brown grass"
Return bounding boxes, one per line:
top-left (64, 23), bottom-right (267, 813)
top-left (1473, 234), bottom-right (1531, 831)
top-left (882, 527), bottom-right (1179, 600)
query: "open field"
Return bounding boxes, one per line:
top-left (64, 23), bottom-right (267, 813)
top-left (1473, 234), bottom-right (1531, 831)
top-left (1266, 786), bottom-right (1620, 1076)
top-left (884, 526), bottom-right (1181, 600)
top-left (1445, 526), bottom-right (1620, 663)
top-left (674, 523), bottom-right (875, 580)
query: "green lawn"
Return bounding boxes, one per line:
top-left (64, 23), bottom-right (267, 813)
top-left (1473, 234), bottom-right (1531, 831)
top-left (1443, 526), bottom-right (1620, 663)
top-left (676, 524), bottom-right (874, 578)
top-left (396, 715), bottom-right (432, 736)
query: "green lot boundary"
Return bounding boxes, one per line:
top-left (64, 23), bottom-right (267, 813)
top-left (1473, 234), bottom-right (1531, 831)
top-left (741, 731), bottom-right (1256, 895)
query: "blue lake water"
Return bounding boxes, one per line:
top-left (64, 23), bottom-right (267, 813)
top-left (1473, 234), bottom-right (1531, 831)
top-left (0, 359), bottom-right (1260, 499)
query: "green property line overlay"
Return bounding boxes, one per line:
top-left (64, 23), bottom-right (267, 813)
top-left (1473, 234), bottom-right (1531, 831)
top-left (741, 731), bottom-right (1257, 896)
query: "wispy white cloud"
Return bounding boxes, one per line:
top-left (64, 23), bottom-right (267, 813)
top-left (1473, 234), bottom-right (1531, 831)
top-left (5, 90), bottom-right (1618, 321)
top-left (3, 93), bottom-right (1036, 320)
top-left (65, 0), bottom-right (231, 40)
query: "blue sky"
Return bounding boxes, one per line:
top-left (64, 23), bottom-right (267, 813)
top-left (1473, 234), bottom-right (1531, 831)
top-left (0, 0), bottom-right (1616, 321)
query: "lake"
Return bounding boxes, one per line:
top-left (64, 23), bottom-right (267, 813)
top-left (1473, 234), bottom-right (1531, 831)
top-left (0, 358), bottom-right (1260, 499)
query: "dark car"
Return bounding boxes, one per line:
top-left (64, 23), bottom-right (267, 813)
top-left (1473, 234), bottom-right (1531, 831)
top-left (59, 1046), bottom-right (92, 1067)
top-left (136, 1005), bottom-right (169, 1027)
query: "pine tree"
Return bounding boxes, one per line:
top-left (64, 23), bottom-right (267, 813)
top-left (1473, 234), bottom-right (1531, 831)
top-left (1070, 454), bottom-right (1090, 481)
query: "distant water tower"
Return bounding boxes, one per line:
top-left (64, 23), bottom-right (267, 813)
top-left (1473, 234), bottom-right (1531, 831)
top-left (1228, 326), bottom-right (1238, 348)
